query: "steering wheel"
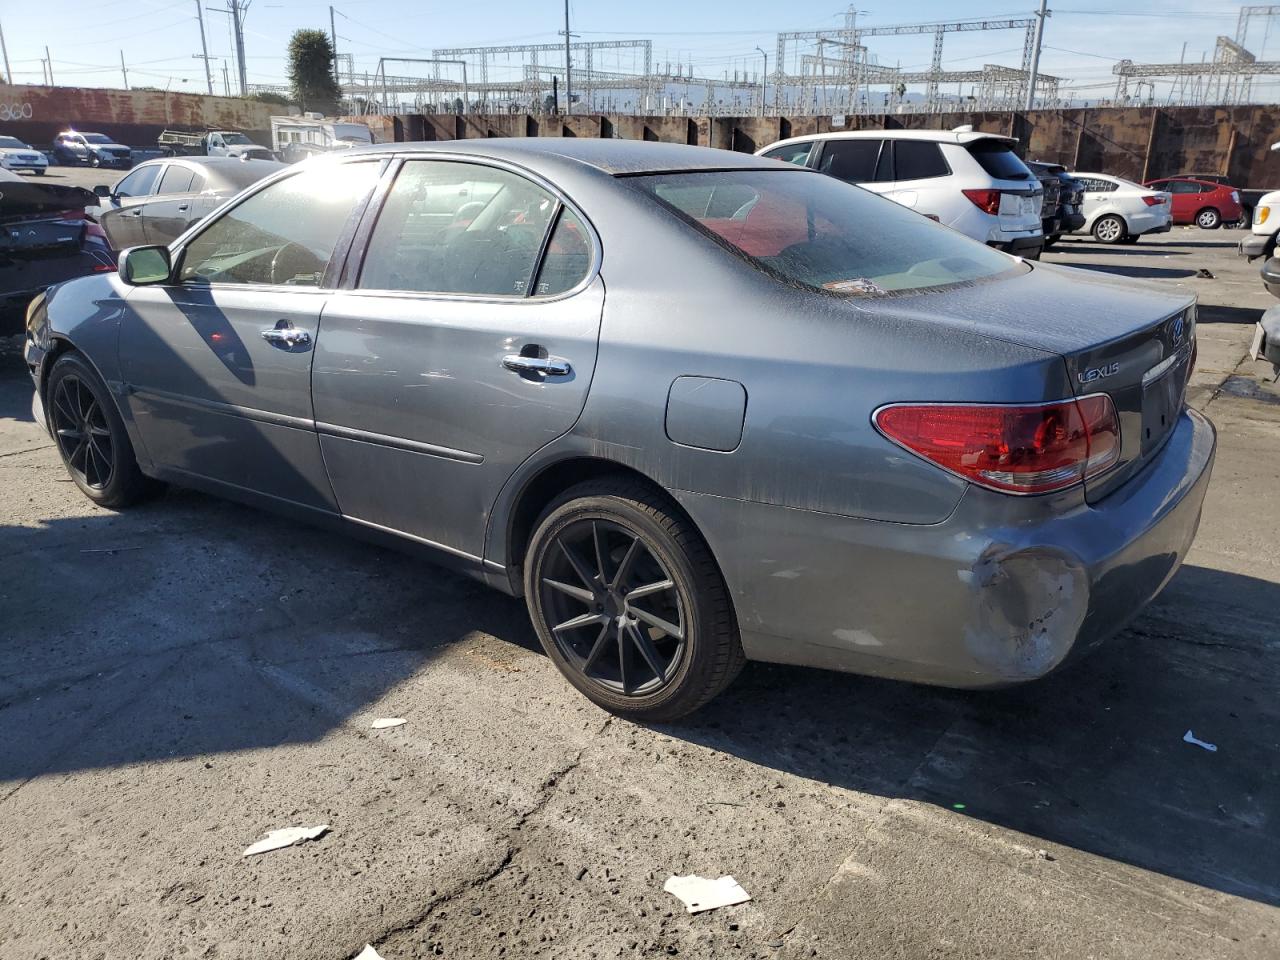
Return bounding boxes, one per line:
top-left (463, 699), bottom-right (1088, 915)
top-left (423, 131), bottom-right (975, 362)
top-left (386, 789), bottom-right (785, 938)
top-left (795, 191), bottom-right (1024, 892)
top-left (270, 241), bottom-right (321, 285)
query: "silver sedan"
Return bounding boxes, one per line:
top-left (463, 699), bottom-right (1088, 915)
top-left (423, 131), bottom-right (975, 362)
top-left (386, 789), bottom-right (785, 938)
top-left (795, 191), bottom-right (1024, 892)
top-left (24, 139), bottom-right (1215, 720)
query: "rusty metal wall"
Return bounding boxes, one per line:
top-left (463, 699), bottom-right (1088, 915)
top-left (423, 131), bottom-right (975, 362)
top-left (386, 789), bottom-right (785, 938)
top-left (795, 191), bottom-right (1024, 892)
top-left (374, 105), bottom-right (1280, 188)
top-left (0, 83), bottom-right (275, 148)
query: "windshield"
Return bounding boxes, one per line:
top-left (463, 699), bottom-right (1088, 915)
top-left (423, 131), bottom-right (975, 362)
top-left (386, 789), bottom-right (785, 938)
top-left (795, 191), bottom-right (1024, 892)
top-left (0, 136), bottom-right (27, 149)
top-left (82, 134), bottom-right (114, 144)
top-left (220, 133), bottom-right (253, 144)
top-left (633, 169), bottom-right (1025, 296)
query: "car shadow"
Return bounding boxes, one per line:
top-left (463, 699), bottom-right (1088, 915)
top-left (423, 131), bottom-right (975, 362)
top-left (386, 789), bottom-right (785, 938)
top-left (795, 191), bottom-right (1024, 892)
top-left (1199, 304), bottom-right (1265, 325)
top-left (1049, 242), bottom-right (1192, 258)
top-left (1061, 263), bottom-right (1201, 280)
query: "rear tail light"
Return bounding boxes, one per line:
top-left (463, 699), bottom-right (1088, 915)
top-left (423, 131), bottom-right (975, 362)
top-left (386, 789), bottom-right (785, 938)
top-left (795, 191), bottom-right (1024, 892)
top-left (1142, 195), bottom-right (1166, 206)
top-left (961, 189), bottom-right (1002, 215)
top-left (873, 396), bottom-right (1121, 495)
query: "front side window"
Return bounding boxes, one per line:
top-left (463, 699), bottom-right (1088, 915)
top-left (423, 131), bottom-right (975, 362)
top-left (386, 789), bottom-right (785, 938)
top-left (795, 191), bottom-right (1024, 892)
top-left (818, 139), bottom-right (883, 184)
top-left (636, 169), bottom-right (1023, 296)
top-left (83, 134), bottom-right (113, 144)
top-left (179, 161), bottom-right (380, 286)
top-left (894, 140), bottom-right (950, 181)
top-left (358, 160), bottom-right (564, 296)
top-left (762, 142), bottom-right (815, 166)
top-left (114, 165), bottom-right (161, 198)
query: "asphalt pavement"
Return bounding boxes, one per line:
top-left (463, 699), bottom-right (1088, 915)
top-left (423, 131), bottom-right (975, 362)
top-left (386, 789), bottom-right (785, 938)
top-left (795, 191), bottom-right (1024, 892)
top-left (1, 228), bottom-right (1277, 959)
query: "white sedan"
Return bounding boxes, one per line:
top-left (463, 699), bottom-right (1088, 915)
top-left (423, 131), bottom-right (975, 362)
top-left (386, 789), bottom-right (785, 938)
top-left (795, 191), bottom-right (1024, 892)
top-left (1071, 173), bottom-right (1172, 244)
top-left (0, 135), bottom-right (49, 175)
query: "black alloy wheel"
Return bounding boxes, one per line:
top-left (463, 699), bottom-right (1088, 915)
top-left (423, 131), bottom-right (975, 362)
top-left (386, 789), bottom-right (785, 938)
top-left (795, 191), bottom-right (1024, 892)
top-left (45, 353), bottom-right (160, 508)
top-left (51, 372), bottom-right (114, 491)
top-left (525, 479), bottom-right (744, 721)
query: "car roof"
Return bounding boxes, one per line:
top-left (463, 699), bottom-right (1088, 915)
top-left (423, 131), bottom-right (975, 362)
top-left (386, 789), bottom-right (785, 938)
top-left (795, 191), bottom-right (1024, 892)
top-left (337, 138), bottom-right (791, 177)
top-left (758, 128), bottom-right (1015, 153)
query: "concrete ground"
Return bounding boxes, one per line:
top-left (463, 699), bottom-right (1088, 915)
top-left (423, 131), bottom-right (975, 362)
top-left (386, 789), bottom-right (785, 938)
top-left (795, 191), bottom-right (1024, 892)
top-left (1, 229), bottom-right (1277, 960)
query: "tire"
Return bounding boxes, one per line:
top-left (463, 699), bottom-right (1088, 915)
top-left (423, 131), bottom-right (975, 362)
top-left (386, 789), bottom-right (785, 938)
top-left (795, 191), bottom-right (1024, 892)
top-left (1119, 234), bottom-right (1140, 245)
top-left (89, 154), bottom-right (101, 168)
top-left (1195, 207), bottom-right (1222, 230)
top-left (524, 479), bottom-right (745, 722)
top-left (1093, 214), bottom-right (1126, 244)
top-left (1044, 234), bottom-right (1059, 249)
top-left (33, 169), bottom-right (45, 176)
top-left (46, 353), bottom-right (160, 508)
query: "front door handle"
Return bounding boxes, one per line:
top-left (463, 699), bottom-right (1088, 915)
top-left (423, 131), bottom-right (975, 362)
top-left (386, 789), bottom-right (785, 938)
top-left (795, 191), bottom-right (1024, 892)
top-left (261, 321), bottom-right (312, 348)
top-left (502, 354), bottom-right (571, 377)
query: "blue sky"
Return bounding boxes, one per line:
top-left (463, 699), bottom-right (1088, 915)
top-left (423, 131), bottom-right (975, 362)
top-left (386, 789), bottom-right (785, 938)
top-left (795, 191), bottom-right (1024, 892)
top-left (1, 1), bottom-right (1269, 102)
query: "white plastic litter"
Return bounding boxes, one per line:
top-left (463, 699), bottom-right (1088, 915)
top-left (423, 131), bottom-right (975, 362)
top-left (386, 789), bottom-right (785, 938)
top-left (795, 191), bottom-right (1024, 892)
top-left (663, 874), bottom-right (752, 914)
top-left (1183, 730), bottom-right (1218, 752)
top-left (242, 824), bottom-right (330, 857)
top-left (370, 718), bottom-right (407, 729)
top-left (354, 946), bottom-right (385, 960)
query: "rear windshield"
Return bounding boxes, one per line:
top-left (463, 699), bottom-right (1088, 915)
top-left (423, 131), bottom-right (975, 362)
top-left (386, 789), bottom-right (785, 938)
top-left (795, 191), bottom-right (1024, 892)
top-left (632, 169), bottom-right (1024, 296)
top-left (966, 140), bottom-right (1031, 181)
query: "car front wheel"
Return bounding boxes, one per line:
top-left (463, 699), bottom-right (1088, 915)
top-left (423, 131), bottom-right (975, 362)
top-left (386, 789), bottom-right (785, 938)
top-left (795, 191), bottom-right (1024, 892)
top-left (524, 479), bottom-right (744, 721)
top-left (47, 353), bottom-right (160, 508)
top-left (1093, 215), bottom-right (1126, 244)
top-left (1196, 208), bottom-right (1222, 229)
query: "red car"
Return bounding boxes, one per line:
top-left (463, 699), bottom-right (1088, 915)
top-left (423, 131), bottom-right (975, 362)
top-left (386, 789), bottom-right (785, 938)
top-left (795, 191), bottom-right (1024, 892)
top-left (1143, 177), bottom-right (1242, 229)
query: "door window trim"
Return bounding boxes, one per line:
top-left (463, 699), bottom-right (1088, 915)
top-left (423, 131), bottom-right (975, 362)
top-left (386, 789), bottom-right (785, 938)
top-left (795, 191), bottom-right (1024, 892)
top-left (163, 157), bottom-right (389, 294)
top-left (337, 152), bottom-right (602, 305)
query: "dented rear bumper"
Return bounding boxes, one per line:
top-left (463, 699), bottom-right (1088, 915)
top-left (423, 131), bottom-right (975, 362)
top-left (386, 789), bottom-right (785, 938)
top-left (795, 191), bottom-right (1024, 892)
top-left (672, 407), bottom-right (1216, 688)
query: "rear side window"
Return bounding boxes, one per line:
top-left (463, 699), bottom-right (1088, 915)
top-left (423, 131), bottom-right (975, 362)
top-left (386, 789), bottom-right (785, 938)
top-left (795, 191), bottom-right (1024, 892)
top-left (894, 140), bottom-right (950, 181)
top-left (818, 139), bottom-right (884, 184)
top-left (1168, 181), bottom-right (1200, 194)
top-left (534, 208), bottom-right (592, 296)
top-left (639, 169), bottom-right (1022, 296)
top-left (966, 140), bottom-right (1032, 182)
top-left (157, 165), bottom-right (196, 195)
top-left (358, 159), bottom-right (563, 297)
top-left (761, 142), bottom-right (815, 166)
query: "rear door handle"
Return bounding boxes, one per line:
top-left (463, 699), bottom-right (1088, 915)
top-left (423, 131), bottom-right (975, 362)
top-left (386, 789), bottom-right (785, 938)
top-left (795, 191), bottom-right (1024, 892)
top-left (502, 354), bottom-right (571, 377)
top-left (176, 204), bottom-right (189, 212)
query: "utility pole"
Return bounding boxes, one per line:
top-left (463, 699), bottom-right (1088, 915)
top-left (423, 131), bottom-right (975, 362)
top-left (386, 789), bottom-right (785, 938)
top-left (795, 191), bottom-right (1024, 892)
top-left (330, 6), bottom-right (339, 85)
top-left (1024, 0), bottom-right (1049, 111)
top-left (195, 0), bottom-right (213, 94)
top-left (222, 60), bottom-right (231, 97)
top-left (120, 50), bottom-right (129, 89)
top-left (209, 0), bottom-right (249, 96)
top-left (563, 0), bottom-right (572, 115)
top-left (44, 45), bottom-right (53, 86)
top-left (755, 46), bottom-right (768, 118)
top-left (0, 19), bottom-right (12, 86)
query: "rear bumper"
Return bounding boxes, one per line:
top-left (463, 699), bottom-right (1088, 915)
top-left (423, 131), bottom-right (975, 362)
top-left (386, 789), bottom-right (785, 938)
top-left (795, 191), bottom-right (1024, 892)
top-left (1138, 220), bottom-right (1172, 236)
top-left (673, 407), bottom-right (1216, 689)
top-left (1061, 213), bottom-right (1086, 232)
top-left (1252, 304), bottom-right (1280, 367)
top-left (991, 235), bottom-right (1045, 258)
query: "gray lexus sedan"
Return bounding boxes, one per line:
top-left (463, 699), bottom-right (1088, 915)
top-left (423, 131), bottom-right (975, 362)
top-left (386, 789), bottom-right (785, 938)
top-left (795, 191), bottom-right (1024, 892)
top-left (23, 139), bottom-right (1215, 720)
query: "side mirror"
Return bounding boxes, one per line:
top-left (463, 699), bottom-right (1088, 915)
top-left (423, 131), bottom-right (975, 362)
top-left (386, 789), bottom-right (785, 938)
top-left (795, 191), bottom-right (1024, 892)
top-left (93, 185), bottom-right (111, 198)
top-left (119, 246), bottom-right (172, 285)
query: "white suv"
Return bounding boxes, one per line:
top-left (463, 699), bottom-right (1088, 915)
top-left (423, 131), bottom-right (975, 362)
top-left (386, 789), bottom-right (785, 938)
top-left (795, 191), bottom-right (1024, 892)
top-left (756, 128), bottom-right (1044, 258)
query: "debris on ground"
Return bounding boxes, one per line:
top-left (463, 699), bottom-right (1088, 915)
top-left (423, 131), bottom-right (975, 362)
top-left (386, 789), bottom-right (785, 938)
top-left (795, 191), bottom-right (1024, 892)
top-left (1196, 268), bottom-right (1216, 279)
top-left (370, 717), bottom-right (407, 729)
top-left (1183, 730), bottom-right (1218, 752)
top-left (242, 824), bottom-right (330, 857)
top-left (354, 945), bottom-right (385, 960)
top-left (1036, 849), bottom-right (1055, 861)
top-left (663, 874), bottom-right (752, 914)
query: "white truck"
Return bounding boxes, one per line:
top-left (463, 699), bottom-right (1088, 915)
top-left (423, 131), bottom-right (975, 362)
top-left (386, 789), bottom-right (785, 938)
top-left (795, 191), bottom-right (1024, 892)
top-left (157, 129), bottom-right (274, 161)
top-left (1238, 142), bottom-right (1280, 261)
top-left (270, 114), bottom-right (373, 164)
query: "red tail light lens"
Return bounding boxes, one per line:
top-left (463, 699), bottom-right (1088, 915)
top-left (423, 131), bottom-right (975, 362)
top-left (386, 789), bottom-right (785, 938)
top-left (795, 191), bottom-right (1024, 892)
top-left (874, 396), bottom-right (1121, 495)
top-left (961, 189), bottom-right (1002, 215)
top-left (1142, 195), bottom-right (1165, 206)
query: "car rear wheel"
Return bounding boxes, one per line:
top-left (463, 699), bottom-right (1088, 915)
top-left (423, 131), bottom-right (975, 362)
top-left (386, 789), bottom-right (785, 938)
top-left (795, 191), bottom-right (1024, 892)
top-left (47, 353), bottom-right (160, 509)
top-left (524, 479), bottom-right (744, 721)
top-left (1196, 207), bottom-right (1222, 230)
top-left (1093, 215), bottom-right (1126, 244)
top-left (89, 154), bottom-right (101, 168)
top-left (1119, 234), bottom-right (1140, 245)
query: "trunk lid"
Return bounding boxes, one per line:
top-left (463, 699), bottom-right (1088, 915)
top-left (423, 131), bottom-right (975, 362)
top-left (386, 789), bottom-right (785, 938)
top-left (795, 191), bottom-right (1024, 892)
top-left (863, 261), bottom-right (1196, 503)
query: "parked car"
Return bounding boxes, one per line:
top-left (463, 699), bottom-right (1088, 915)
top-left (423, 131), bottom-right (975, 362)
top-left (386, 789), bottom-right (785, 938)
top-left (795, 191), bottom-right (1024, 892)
top-left (756, 128), bottom-right (1044, 258)
top-left (89, 156), bottom-right (285, 249)
top-left (52, 131), bottom-right (133, 169)
top-left (1143, 177), bottom-right (1242, 229)
top-left (158, 129), bottom-right (275, 161)
top-left (1239, 187), bottom-right (1280, 261)
top-left (1028, 161), bottom-right (1086, 246)
top-left (24, 140), bottom-right (1214, 720)
top-left (1169, 172), bottom-right (1275, 226)
top-left (0, 135), bottom-right (49, 175)
top-left (0, 169), bottom-right (114, 326)
top-left (1071, 173), bottom-right (1172, 244)
top-left (1251, 257), bottom-right (1280, 377)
